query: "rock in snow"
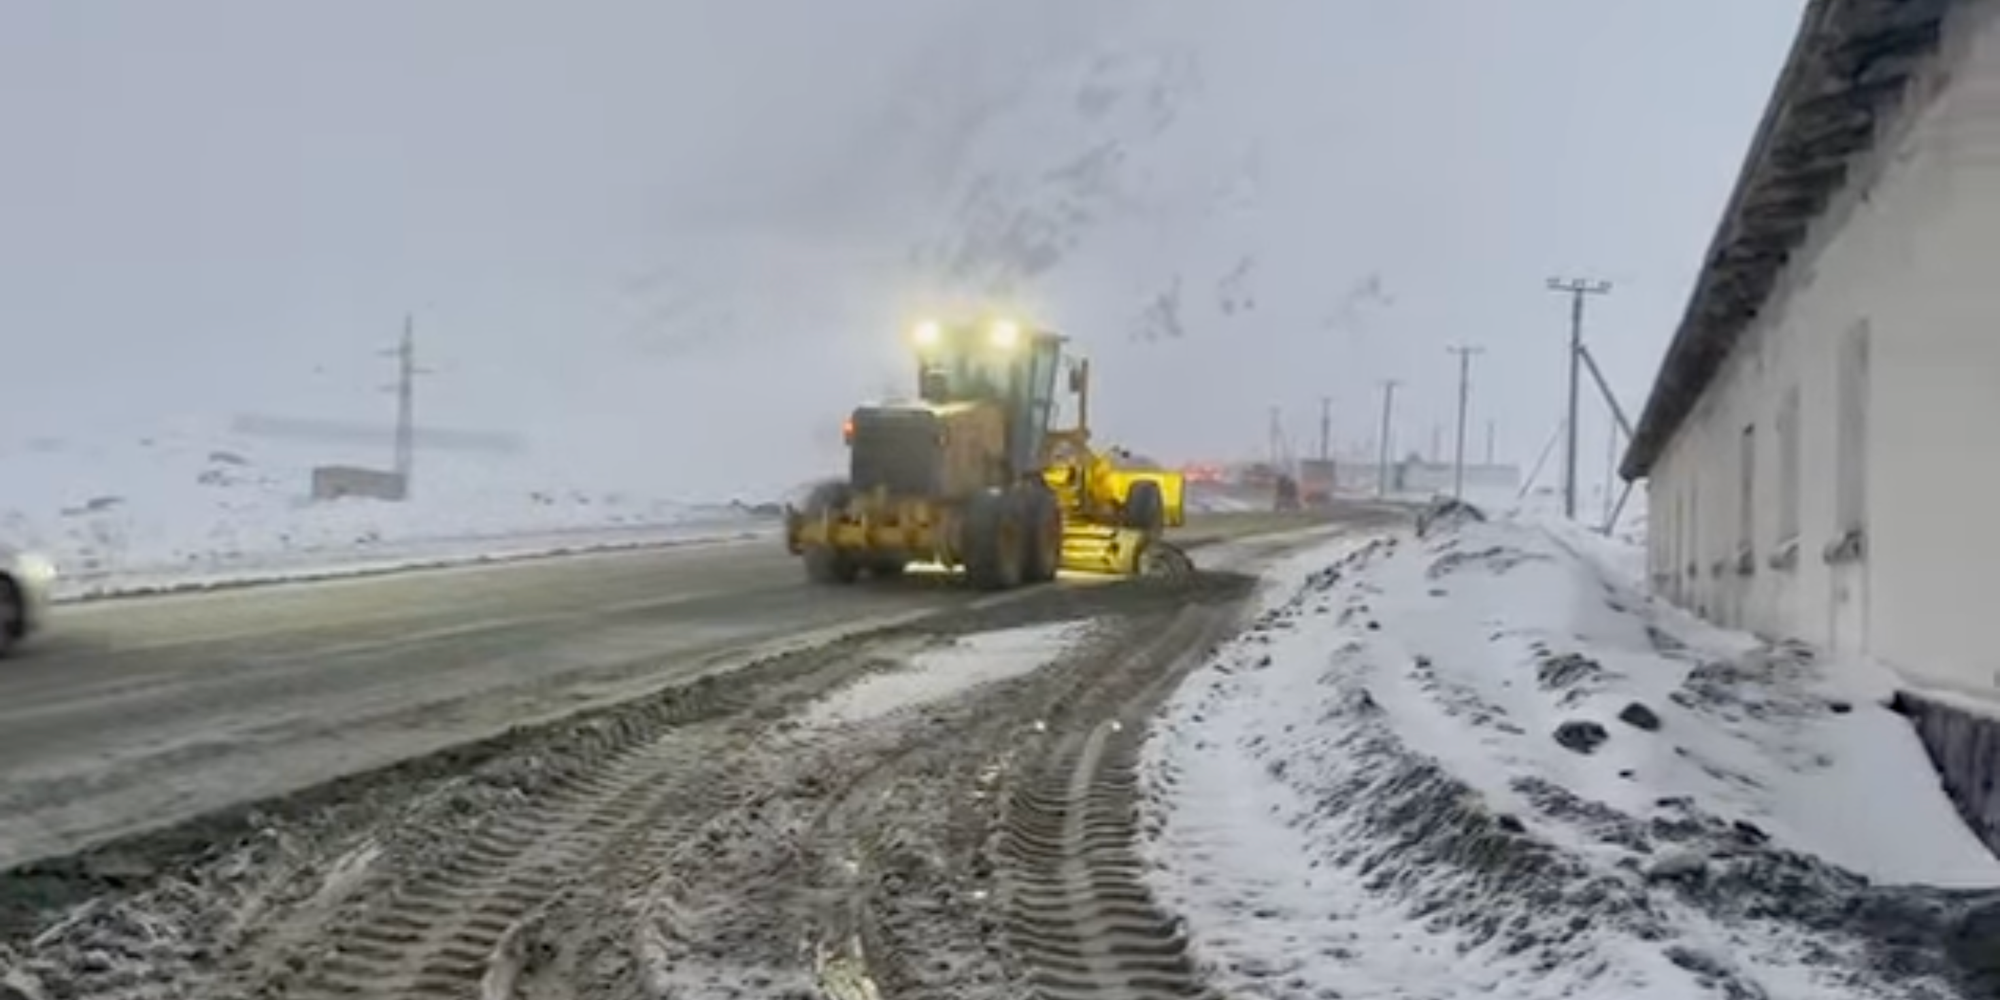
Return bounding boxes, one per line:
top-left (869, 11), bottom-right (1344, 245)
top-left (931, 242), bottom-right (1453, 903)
top-left (1553, 719), bottom-right (1610, 754)
top-left (1618, 701), bottom-right (1663, 732)
top-left (1644, 850), bottom-right (1709, 884)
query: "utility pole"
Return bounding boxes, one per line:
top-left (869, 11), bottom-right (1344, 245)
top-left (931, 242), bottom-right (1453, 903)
top-left (1317, 396), bottom-right (1332, 462)
top-left (1576, 341), bottom-right (1639, 536)
top-left (1603, 418), bottom-right (1619, 525)
top-left (1447, 344), bottom-right (1485, 500)
top-left (1374, 379), bottom-right (1400, 497)
top-left (1267, 406), bottom-right (1284, 471)
top-left (1547, 277), bottom-right (1612, 520)
top-left (1519, 418), bottom-right (1565, 500)
top-left (378, 314), bottom-right (432, 500)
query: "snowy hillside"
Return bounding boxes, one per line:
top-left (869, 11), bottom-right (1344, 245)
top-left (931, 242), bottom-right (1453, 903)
top-left (0, 421), bottom-right (766, 597)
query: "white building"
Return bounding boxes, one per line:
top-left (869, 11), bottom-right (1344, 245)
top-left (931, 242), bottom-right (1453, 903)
top-left (1623, 0), bottom-right (2000, 703)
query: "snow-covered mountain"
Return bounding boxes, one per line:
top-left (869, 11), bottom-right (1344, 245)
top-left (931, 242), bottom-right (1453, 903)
top-left (600, 3), bottom-right (1403, 488)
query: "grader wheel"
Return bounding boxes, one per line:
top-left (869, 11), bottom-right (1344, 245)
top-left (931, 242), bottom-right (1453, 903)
top-left (1017, 480), bottom-right (1062, 584)
top-left (805, 545), bottom-right (861, 584)
top-left (963, 489), bottom-right (1025, 591)
top-left (801, 481), bottom-right (861, 585)
top-left (1137, 540), bottom-right (1198, 580)
top-left (1122, 479), bottom-right (1166, 536)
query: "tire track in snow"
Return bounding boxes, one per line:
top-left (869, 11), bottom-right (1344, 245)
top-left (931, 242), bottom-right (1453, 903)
top-left (996, 605), bottom-right (1233, 1000)
top-left (245, 724), bottom-right (734, 997)
top-left (8, 561), bottom-right (1290, 1000)
top-left (217, 640), bottom-right (909, 1000)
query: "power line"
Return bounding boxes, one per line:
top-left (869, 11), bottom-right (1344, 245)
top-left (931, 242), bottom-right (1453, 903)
top-left (1447, 344), bottom-right (1485, 500)
top-left (1546, 277), bottom-right (1612, 520)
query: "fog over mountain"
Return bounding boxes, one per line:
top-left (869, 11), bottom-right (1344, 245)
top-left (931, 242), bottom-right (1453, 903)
top-left (2, 1), bottom-right (1804, 501)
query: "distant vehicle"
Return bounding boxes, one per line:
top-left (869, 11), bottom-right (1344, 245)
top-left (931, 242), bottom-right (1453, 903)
top-left (0, 544), bottom-right (56, 656)
top-left (1298, 458), bottom-right (1337, 507)
top-left (1181, 462), bottom-right (1226, 485)
top-left (1274, 474), bottom-right (1302, 512)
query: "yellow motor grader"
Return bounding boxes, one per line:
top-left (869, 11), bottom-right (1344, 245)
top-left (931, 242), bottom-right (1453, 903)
top-left (784, 316), bottom-right (1187, 590)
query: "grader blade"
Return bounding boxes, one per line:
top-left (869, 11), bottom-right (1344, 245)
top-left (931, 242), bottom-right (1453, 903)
top-left (1056, 523), bottom-right (1194, 579)
top-left (1057, 523), bottom-right (1147, 576)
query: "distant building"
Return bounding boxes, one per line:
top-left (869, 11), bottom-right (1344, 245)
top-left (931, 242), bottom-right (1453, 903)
top-left (1620, 0), bottom-right (2000, 839)
top-left (311, 465), bottom-right (407, 502)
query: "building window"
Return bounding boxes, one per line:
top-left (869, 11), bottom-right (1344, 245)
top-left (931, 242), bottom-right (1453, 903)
top-left (1738, 423), bottom-right (1756, 572)
top-left (1775, 386), bottom-right (1802, 544)
top-left (1687, 475), bottom-right (1701, 580)
top-left (1674, 487), bottom-right (1688, 600)
top-left (1835, 319), bottom-right (1870, 534)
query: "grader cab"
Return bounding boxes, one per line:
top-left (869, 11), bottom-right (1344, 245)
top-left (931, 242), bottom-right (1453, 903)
top-left (784, 317), bottom-right (1186, 590)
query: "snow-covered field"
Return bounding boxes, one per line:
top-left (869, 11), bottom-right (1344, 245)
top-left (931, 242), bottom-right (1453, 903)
top-left (1140, 502), bottom-right (2000, 999)
top-left (1, 426), bottom-right (774, 599)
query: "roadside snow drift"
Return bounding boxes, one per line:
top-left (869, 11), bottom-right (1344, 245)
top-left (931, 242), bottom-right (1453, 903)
top-left (1140, 504), bottom-right (2000, 999)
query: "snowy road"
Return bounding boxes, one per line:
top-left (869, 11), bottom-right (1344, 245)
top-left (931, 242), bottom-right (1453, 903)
top-left (0, 505), bottom-right (1397, 1000)
top-left (0, 509), bottom-right (1342, 871)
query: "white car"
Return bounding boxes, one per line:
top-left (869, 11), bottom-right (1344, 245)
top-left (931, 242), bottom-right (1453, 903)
top-left (0, 544), bottom-right (56, 656)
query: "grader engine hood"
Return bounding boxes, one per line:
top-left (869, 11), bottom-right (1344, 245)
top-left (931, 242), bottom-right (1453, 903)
top-left (847, 402), bottom-right (1006, 500)
top-left (848, 405), bottom-right (945, 496)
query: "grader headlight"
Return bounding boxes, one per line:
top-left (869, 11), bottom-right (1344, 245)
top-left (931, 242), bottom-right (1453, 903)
top-left (912, 320), bottom-right (942, 347)
top-left (989, 319), bottom-right (1021, 349)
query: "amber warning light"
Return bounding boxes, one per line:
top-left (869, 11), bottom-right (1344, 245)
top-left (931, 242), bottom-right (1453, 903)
top-left (842, 417), bottom-right (855, 444)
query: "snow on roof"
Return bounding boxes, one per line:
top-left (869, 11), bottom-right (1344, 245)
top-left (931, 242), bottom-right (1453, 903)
top-left (1621, 0), bottom-right (1956, 480)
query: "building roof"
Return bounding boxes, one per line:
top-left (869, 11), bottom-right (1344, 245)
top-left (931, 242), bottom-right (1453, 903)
top-left (1620, 0), bottom-right (1955, 481)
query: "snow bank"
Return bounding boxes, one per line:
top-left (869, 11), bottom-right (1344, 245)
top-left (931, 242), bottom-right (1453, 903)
top-left (804, 621), bottom-right (1092, 728)
top-left (1, 427), bottom-right (775, 598)
top-left (1140, 503), bottom-right (2000, 999)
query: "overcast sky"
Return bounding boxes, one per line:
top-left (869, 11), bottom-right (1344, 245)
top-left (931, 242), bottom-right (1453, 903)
top-left (0, 1), bottom-right (1807, 500)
